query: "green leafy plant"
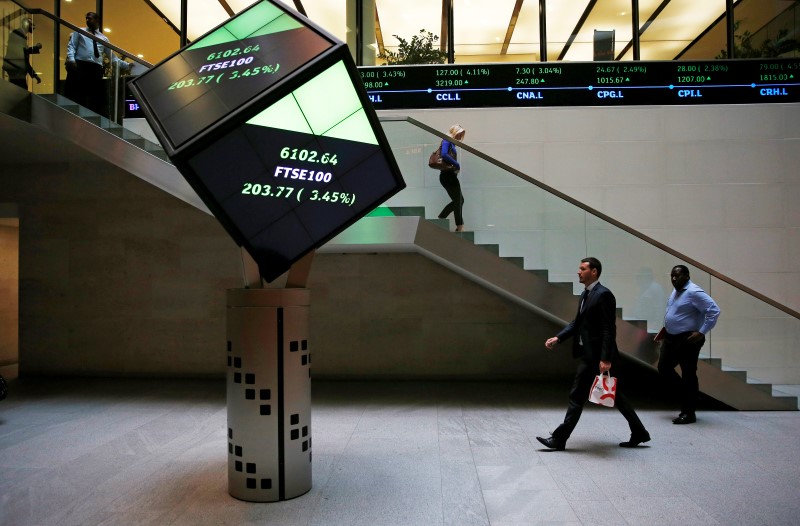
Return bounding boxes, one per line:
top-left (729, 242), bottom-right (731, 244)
top-left (716, 20), bottom-right (799, 59)
top-left (378, 29), bottom-right (448, 65)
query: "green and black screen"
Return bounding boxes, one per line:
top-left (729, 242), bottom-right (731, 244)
top-left (129, 0), bottom-right (405, 281)
top-left (132, 1), bottom-right (333, 151)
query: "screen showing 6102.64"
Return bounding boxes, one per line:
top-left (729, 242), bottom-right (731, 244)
top-left (133, 0), bottom-right (333, 150)
top-left (185, 60), bottom-right (403, 280)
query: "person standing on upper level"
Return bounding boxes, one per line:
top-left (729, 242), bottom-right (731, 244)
top-left (65, 11), bottom-right (130, 117)
top-left (656, 264), bottom-right (721, 425)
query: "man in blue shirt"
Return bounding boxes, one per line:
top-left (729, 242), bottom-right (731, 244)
top-left (658, 265), bottom-right (720, 424)
top-left (65, 12), bottom-right (130, 117)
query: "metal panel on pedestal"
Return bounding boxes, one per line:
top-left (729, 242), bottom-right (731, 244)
top-left (226, 288), bottom-right (311, 502)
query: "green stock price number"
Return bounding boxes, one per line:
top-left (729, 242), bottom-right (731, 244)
top-left (308, 189), bottom-right (354, 204)
top-left (206, 44), bottom-right (261, 61)
top-left (280, 147), bottom-right (339, 165)
top-left (167, 63), bottom-right (280, 90)
top-left (241, 183), bottom-right (356, 206)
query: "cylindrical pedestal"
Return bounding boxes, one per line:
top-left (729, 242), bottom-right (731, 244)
top-left (226, 288), bottom-right (312, 502)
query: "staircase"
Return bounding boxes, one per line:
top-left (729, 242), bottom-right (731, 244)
top-left (323, 206), bottom-right (799, 411)
top-left (31, 92), bottom-right (206, 212)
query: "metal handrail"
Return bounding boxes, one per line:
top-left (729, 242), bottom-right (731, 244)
top-left (26, 8), bottom-right (153, 68)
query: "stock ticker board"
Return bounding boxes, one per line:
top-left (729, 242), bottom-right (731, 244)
top-left (358, 58), bottom-right (800, 109)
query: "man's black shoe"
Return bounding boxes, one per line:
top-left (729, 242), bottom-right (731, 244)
top-left (619, 431), bottom-right (651, 448)
top-left (672, 413), bottom-right (696, 424)
top-left (536, 436), bottom-right (566, 451)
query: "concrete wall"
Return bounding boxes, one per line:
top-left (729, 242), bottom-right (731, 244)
top-left (3, 160), bottom-right (242, 377)
top-left (1, 160), bottom-right (569, 380)
top-left (308, 252), bottom-right (570, 380)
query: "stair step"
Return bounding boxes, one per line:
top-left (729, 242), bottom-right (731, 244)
top-left (83, 115), bottom-right (103, 126)
top-left (39, 93), bottom-right (74, 107)
top-left (502, 256), bottom-right (524, 268)
top-left (427, 218), bottom-right (450, 230)
top-left (453, 231), bottom-right (474, 243)
top-left (626, 319), bottom-right (647, 330)
top-left (551, 282), bottom-right (573, 291)
top-left (388, 206), bottom-right (425, 217)
top-left (476, 244), bottom-right (499, 255)
top-left (724, 370), bottom-right (748, 382)
top-left (527, 269), bottom-right (548, 280)
top-left (126, 138), bottom-right (148, 149)
top-left (700, 357), bottom-right (722, 369)
top-left (142, 139), bottom-right (165, 152)
top-left (747, 382), bottom-right (775, 395)
top-left (149, 150), bottom-right (171, 162)
top-left (106, 126), bottom-right (145, 141)
top-left (61, 104), bottom-right (82, 116)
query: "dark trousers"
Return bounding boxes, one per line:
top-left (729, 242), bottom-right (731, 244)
top-left (437, 170), bottom-right (464, 226)
top-left (65, 60), bottom-right (107, 117)
top-left (658, 331), bottom-right (704, 415)
top-left (9, 77), bottom-right (27, 89)
top-left (553, 358), bottom-right (647, 442)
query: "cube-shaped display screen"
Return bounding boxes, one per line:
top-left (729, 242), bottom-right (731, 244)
top-left (132, 1), bottom-right (333, 150)
top-left (184, 60), bottom-right (401, 280)
top-left (129, 0), bottom-right (405, 282)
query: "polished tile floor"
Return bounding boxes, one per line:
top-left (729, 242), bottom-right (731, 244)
top-left (1, 377), bottom-right (799, 526)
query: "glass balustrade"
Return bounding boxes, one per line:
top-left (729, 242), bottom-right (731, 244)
top-left (378, 117), bottom-right (800, 389)
top-left (0, 3), bottom-right (151, 124)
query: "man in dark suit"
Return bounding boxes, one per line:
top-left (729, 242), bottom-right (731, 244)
top-left (537, 257), bottom-right (650, 450)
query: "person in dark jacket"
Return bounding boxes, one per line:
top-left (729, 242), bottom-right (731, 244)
top-left (3, 17), bottom-right (41, 89)
top-left (437, 124), bottom-right (466, 232)
top-left (537, 257), bottom-right (651, 450)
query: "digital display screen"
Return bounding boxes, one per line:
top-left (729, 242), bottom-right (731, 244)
top-left (130, 1), bottom-right (405, 281)
top-left (130, 0), bottom-right (333, 151)
top-left (184, 60), bottom-right (403, 281)
top-left (359, 58), bottom-right (800, 109)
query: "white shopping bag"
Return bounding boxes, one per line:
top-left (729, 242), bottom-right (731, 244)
top-left (589, 371), bottom-right (617, 407)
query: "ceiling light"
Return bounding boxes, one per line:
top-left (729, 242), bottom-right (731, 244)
top-left (104, 27), bottom-right (111, 33)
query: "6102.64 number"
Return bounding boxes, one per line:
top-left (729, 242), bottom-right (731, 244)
top-left (280, 147), bottom-right (338, 165)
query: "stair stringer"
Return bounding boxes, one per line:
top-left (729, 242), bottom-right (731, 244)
top-left (29, 93), bottom-right (208, 214)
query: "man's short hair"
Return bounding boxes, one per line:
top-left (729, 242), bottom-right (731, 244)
top-left (672, 264), bottom-right (690, 277)
top-left (581, 257), bottom-right (602, 277)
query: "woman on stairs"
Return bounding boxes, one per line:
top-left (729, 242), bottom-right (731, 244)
top-left (437, 124), bottom-right (466, 232)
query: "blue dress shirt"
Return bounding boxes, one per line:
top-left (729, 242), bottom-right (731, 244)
top-left (664, 280), bottom-right (720, 335)
top-left (66, 27), bottom-right (127, 69)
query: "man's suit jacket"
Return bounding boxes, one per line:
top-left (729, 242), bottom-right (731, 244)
top-left (556, 283), bottom-right (620, 363)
